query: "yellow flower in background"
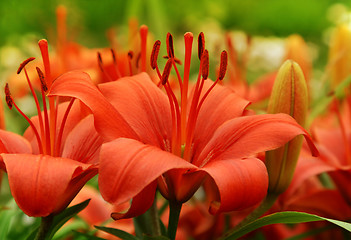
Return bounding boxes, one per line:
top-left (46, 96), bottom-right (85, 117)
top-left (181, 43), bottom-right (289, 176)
top-left (328, 24), bottom-right (351, 90)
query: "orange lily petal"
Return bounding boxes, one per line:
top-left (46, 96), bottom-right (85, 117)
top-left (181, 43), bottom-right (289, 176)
top-left (48, 71), bottom-right (138, 141)
top-left (23, 101), bottom-right (89, 154)
top-left (0, 153), bottom-right (97, 217)
top-left (192, 81), bottom-right (250, 156)
top-left (62, 115), bottom-right (103, 164)
top-left (98, 72), bottom-right (172, 148)
top-left (0, 130), bottom-right (31, 154)
top-left (286, 189), bottom-right (351, 220)
top-left (111, 181), bottom-right (157, 220)
top-left (203, 158), bottom-right (268, 214)
top-left (99, 138), bottom-right (195, 207)
top-left (194, 113), bottom-right (318, 166)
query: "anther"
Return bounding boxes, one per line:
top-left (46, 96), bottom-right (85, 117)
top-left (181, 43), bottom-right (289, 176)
top-left (161, 59), bottom-right (173, 85)
top-left (151, 40), bottom-right (161, 70)
top-left (198, 32), bottom-right (205, 60)
top-left (36, 67), bottom-right (48, 92)
top-left (128, 51), bottom-right (133, 60)
top-left (97, 52), bottom-right (104, 72)
top-left (5, 83), bottom-right (13, 110)
top-left (110, 48), bottom-right (117, 63)
top-left (201, 49), bottom-right (209, 80)
top-left (219, 50), bottom-right (228, 80)
top-left (167, 33), bottom-right (175, 58)
top-left (17, 57), bottom-right (36, 74)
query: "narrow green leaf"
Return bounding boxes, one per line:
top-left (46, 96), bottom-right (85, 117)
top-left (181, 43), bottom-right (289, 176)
top-left (46, 199), bottom-right (91, 240)
top-left (221, 211), bottom-right (351, 240)
top-left (143, 235), bottom-right (169, 240)
top-left (95, 225), bottom-right (139, 240)
top-left (334, 76), bottom-right (351, 99)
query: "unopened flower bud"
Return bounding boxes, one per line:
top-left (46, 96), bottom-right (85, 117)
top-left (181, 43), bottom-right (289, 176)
top-left (265, 60), bottom-right (308, 194)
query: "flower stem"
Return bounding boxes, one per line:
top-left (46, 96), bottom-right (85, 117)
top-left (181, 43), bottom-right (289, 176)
top-left (35, 215), bottom-right (54, 240)
top-left (150, 196), bottom-right (161, 236)
top-left (168, 201), bottom-right (182, 240)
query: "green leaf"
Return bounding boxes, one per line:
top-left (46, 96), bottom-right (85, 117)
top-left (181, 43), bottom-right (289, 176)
top-left (47, 199), bottom-right (91, 240)
top-left (25, 199), bottom-right (91, 240)
top-left (334, 76), bottom-right (351, 99)
top-left (95, 225), bottom-right (139, 240)
top-left (221, 211), bottom-right (351, 240)
top-left (143, 235), bottom-right (169, 240)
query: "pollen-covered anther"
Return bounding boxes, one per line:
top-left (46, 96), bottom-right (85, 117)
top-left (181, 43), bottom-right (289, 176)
top-left (17, 57), bottom-right (36, 74)
top-left (218, 50), bottom-right (228, 80)
top-left (36, 67), bottom-right (48, 92)
top-left (151, 40), bottom-right (161, 70)
top-left (166, 33), bottom-right (175, 58)
top-left (161, 59), bottom-right (173, 85)
top-left (198, 32), bottom-right (205, 60)
top-left (201, 49), bottom-right (209, 80)
top-left (5, 83), bottom-right (13, 109)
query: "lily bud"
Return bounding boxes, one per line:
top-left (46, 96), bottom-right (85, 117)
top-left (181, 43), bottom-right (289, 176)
top-left (328, 24), bottom-right (351, 90)
top-left (265, 60), bottom-right (308, 194)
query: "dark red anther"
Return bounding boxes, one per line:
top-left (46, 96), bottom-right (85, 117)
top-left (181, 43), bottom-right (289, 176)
top-left (166, 33), bottom-right (174, 58)
top-left (161, 59), bottom-right (173, 85)
top-left (110, 48), bottom-right (117, 63)
top-left (5, 83), bottom-right (13, 109)
top-left (219, 50), bottom-right (228, 80)
top-left (17, 57), bottom-right (35, 74)
top-left (201, 49), bottom-right (209, 80)
top-left (97, 52), bottom-right (105, 73)
top-left (128, 51), bottom-right (134, 60)
top-left (198, 32), bottom-right (205, 60)
top-left (151, 40), bottom-right (161, 70)
top-left (36, 67), bottom-right (48, 92)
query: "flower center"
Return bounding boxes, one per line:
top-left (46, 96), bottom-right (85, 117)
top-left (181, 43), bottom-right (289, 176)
top-left (151, 32), bottom-right (228, 162)
top-left (5, 40), bottom-right (74, 157)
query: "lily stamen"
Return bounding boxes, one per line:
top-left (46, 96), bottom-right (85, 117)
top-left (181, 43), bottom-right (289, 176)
top-left (153, 32), bottom-right (229, 162)
top-left (139, 25), bottom-right (148, 72)
top-left (97, 52), bottom-right (114, 82)
top-left (55, 98), bottom-right (75, 157)
top-left (127, 51), bottom-right (134, 76)
top-left (39, 39), bottom-right (58, 156)
top-left (110, 48), bottom-right (122, 79)
top-left (4, 83), bottom-right (43, 154)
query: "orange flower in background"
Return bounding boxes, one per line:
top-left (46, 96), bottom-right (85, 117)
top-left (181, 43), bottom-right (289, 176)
top-left (311, 98), bottom-right (351, 205)
top-left (49, 31), bottom-right (318, 221)
top-left (0, 40), bottom-right (102, 217)
top-left (6, 6), bottom-right (151, 98)
top-left (284, 34), bottom-right (312, 81)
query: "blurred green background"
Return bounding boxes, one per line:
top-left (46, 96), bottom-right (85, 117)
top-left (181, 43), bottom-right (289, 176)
top-left (0, 0), bottom-right (350, 47)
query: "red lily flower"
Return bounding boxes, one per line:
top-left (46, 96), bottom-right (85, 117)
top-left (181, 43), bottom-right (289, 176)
top-left (0, 40), bottom-right (102, 217)
top-left (49, 32), bottom-right (318, 219)
top-left (311, 98), bottom-right (351, 205)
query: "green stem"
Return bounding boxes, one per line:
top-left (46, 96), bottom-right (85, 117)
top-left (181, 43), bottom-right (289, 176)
top-left (167, 201), bottom-right (182, 240)
top-left (35, 215), bottom-right (54, 240)
top-left (150, 196), bottom-right (161, 236)
top-left (222, 193), bottom-right (278, 239)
